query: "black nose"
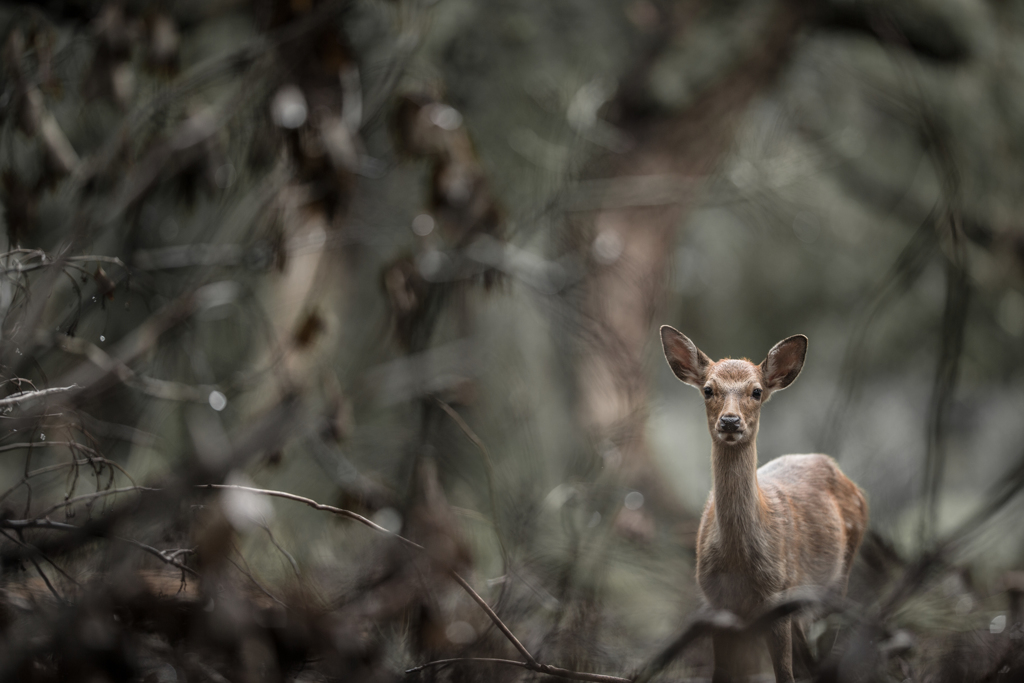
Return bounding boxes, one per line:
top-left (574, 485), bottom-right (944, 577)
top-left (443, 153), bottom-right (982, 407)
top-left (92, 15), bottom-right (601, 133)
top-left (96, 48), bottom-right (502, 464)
top-left (718, 415), bottom-right (741, 432)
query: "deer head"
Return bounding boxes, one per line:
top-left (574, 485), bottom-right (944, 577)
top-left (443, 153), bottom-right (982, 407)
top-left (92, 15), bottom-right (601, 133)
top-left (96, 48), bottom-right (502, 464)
top-left (660, 326), bottom-right (807, 447)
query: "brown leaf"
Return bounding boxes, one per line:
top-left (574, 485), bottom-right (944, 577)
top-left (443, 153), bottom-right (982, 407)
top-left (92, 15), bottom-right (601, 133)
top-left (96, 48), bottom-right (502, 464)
top-left (94, 266), bottom-right (116, 300)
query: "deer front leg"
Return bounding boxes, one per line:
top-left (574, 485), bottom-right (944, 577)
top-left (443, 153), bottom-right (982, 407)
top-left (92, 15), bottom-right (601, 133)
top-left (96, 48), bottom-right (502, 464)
top-left (767, 615), bottom-right (794, 682)
top-left (712, 629), bottom-right (763, 683)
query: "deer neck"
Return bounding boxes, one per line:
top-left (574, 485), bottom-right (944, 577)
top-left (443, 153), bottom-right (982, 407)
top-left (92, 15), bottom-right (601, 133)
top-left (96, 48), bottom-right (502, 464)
top-left (710, 440), bottom-right (766, 546)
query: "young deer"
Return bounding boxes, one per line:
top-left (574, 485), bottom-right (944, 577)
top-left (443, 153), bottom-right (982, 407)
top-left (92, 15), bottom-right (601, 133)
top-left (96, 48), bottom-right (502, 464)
top-left (660, 327), bottom-right (867, 683)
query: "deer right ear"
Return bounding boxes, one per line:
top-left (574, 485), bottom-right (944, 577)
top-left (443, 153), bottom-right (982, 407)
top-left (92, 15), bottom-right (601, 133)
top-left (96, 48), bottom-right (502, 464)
top-left (660, 326), bottom-right (710, 387)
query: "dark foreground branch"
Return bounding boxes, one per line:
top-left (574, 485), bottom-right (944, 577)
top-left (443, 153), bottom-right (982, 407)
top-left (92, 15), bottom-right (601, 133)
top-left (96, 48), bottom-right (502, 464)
top-left (406, 657), bottom-right (632, 683)
top-left (632, 590), bottom-right (831, 683)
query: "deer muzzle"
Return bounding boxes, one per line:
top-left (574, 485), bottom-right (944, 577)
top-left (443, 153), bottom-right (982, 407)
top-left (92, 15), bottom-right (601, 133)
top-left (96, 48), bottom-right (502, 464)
top-left (718, 415), bottom-right (742, 433)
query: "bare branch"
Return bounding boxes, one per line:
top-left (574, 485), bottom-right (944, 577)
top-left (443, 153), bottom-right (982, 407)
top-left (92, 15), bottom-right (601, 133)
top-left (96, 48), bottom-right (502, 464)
top-left (117, 538), bottom-right (198, 577)
top-left (447, 571), bottom-right (538, 667)
top-left (1, 519), bottom-right (79, 532)
top-left (26, 554), bottom-right (66, 605)
top-left (0, 528), bottom-right (80, 587)
top-left (260, 523), bottom-right (300, 578)
top-left (0, 385), bottom-right (79, 408)
top-left (199, 484), bottom-right (402, 538)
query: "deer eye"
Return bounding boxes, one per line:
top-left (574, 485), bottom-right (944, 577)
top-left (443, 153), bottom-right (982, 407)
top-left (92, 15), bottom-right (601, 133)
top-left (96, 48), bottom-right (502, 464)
top-left (752, 388), bottom-right (762, 400)
top-left (703, 386), bottom-right (713, 398)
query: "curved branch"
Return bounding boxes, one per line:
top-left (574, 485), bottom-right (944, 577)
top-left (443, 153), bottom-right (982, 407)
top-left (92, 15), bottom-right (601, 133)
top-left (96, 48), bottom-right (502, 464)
top-left (200, 484), bottom-right (544, 669)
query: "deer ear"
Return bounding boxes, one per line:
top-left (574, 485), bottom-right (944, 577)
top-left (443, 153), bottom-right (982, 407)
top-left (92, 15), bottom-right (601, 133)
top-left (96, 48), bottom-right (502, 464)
top-left (760, 335), bottom-right (807, 392)
top-left (660, 326), bottom-right (710, 387)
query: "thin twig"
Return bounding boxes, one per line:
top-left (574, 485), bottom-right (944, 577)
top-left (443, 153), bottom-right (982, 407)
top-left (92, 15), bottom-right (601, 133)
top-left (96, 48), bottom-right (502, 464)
top-left (0, 385), bottom-right (79, 407)
top-left (436, 400), bottom-right (510, 568)
top-left (2, 525), bottom-right (71, 603)
top-left (26, 554), bottom-right (66, 605)
top-left (117, 538), bottom-right (199, 577)
top-left (446, 571), bottom-right (538, 667)
top-left (199, 484), bottom-right (402, 538)
top-left (406, 657), bottom-right (632, 683)
top-left (0, 527), bottom-right (80, 586)
top-left (1, 518), bottom-right (79, 531)
top-left (227, 551), bottom-right (287, 608)
top-left (260, 523), bottom-right (300, 578)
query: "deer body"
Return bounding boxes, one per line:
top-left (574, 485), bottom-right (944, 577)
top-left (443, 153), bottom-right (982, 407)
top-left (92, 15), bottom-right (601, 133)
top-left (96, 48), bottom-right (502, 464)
top-left (660, 329), bottom-right (867, 683)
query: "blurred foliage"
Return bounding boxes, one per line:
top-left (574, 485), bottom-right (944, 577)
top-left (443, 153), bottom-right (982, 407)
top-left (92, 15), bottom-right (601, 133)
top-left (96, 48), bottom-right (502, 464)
top-left (0, 0), bottom-right (1023, 681)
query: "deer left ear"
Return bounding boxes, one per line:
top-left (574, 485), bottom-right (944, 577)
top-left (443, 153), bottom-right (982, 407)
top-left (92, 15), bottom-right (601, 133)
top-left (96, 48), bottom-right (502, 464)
top-left (760, 335), bottom-right (808, 392)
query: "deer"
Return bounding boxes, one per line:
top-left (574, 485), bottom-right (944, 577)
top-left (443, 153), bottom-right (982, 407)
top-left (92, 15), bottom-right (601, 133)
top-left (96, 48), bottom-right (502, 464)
top-left (659, 326), bottom-right (868, 682)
